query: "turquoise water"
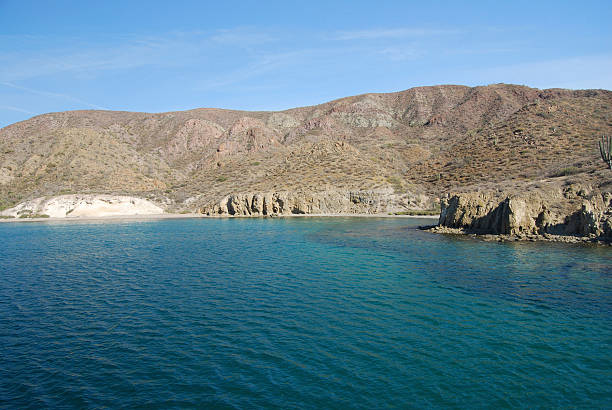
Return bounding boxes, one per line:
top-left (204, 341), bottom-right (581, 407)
top-left (0, 217), bottom-right (611, 408)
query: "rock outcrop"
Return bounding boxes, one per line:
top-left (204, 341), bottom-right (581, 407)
top-left (165, 119), bottom-right (225, 156)
top-left (0, 195), bottom-right (164, 218)
top-left (436, 185), bottom-right (612, 242)
top-left (200, 189), bottom-right (431, 216)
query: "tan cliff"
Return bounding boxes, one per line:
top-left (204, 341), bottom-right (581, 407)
top-left (200, 189), bottom-right (431, 216)
top-left (434, 182), bottom-right (612, 242)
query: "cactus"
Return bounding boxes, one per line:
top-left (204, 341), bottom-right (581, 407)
top-left (599, 135), bottom-right (612, 169)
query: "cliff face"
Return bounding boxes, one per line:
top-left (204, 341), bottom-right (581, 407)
top-left (437, 184), bottom-right (612, 241)
top-left (200, 189), bottom-right (430, 216)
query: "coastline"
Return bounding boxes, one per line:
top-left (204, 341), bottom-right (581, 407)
top-left (425, 225), bottom-right (612, 246)
top-left (5, 212), bottom-right (607, 245)
top-left (0, 212), bottom-right (440, 224)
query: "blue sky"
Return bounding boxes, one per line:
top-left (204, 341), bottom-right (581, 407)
top-left (1, 0), bottom-right (611, 127)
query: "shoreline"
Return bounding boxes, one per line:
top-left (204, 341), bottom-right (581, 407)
top-left (425, 225), bottom-right (612, 246)
top-left (3, 211), bottom-right (608, 245)
top-left (0, 212), bottom-right (440, 224)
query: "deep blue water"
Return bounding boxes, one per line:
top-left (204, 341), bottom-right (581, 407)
top-left (0, 217), bottom-right (611, 408)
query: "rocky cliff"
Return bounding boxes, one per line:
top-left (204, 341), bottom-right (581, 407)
top-left (200, 189), bottom-right (430, 216)
top-left (435, 182), bottom-right (612, 242)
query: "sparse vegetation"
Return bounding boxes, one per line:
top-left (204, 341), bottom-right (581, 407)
top-left (18, 213), bottom-right (50, 219)
top-left (550, 167), bottom-right (581, 177)
top-left (386, 176), bottom-right (403, 192)
top-left (394, 209), bottom-right (440, 216)
top-left (0, 84), bottom-right (610, 213)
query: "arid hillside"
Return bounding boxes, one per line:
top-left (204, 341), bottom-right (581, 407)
top-left (1, 83), bottom-right (611, 213)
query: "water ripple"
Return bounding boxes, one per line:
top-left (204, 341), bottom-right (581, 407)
top-left (0, 218), bottom-right (610, 408)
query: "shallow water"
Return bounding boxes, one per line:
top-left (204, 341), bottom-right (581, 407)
top-left (0, 217), bottom-right (611, 408)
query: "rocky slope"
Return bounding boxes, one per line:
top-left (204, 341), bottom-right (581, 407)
top-left (0, 84), bottom-right (611, 224)
top-left (432, 179), bottom-right (612, 243)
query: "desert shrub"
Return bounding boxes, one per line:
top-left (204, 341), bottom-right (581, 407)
top-left (18, 213), bottom-right (50, 219)
top-left (550, 167), bottom-right (581, 177)
top-left (386, 176), bottom-right (403, 192)
top-left (394, 209), bottom-right (440, 216)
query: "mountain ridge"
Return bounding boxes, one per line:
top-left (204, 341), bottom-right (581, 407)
top-left (1, 83), bottom-right (611, 215)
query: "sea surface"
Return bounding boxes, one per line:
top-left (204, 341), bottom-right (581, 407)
top-left (0, 217), bottom-right (611, 408)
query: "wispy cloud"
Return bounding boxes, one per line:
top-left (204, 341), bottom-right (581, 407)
top-left (0, 27), bottom-right (453, 84)
top-left (334, 27), bottom-right (459, 41)
top-left (378, 45), bottom-right (421, 61)
top-left (198, 49), bottom-right (318, 90)
top-left (210, 27), bottom-right (277, 46)
top-left (0, 33), bottom-right (205, 82)
top-left (1, 82), bottom-right (109, 110)
top-left (0, 28), bottom-right (284, 83)
top-left (0, 105), bottom-right (35, 114)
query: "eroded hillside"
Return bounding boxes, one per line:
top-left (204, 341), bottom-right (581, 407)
top-left (1, 84), bottom-right (611, 214)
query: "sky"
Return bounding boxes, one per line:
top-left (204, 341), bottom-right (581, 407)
top-left (1, 0), bottom-right (611, 127)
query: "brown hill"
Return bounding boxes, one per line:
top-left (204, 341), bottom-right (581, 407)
top-left (1, 83), bottom-right (611, 213)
